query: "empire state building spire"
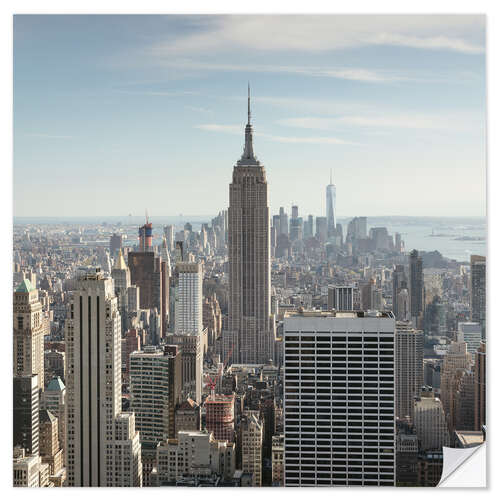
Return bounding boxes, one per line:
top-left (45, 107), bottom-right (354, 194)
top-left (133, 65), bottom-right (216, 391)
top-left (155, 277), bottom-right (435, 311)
top-left (239, 83), bottom-right (259, 165)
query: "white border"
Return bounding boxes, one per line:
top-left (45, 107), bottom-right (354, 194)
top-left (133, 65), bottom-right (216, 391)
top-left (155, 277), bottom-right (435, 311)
top-left (1, 1), bottom-right (497, 498)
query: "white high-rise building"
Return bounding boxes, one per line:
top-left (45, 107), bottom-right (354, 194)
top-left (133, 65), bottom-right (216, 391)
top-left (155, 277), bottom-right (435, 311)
top-left (175, 262), bottom-right (203, 335)
top-left (395, 322), bottom-right (423, 420)
top-left (283, 310), bottom-right (396, 487)
top-left (65, 268), bottom-right (142, 486)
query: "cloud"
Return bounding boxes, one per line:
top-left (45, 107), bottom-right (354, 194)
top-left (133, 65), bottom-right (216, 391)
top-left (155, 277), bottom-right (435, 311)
top-left (149, 15), bottom-right (484, 56)
top-left (195, 123), bottom-right (356, 145)
top-left (278, 113), bottom-right (480, 131)
top-left (150, 59), bottom-right (408, 83)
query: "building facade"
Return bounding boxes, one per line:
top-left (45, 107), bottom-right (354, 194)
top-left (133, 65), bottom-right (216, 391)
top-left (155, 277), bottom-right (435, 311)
top-left (13, 374), bottom-right (39, 456)
top-left (283, 310), bottom-right (396, 486)
top-left (129, 345), bottom-right (182, 445)
top-left (205, 393), bottom-right (235, 443)
top-left (470, 255), bottom-right (486, 338)
top-left (175, 262), bottom-right (203, 335)
top-left (241, 410), bottom-right (263, 486)
top-left (395, 322), bottom-right (423, 420)
top-left (225, 87), bottom-right (274, 365)
top-left (65, 268), bottom-right (142, 486)
top-left (413, 390), bottom-right (450, 452)
top-left (14, 279), bottom-right (45, 390)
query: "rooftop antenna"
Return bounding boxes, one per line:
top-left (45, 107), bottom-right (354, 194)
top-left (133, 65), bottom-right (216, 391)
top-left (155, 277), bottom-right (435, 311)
top-left (330, 168), bottom-right (333, 185)
top-left (145, 209), bottom-right (149, 224)
top-left (247, 81), bottom-right (251, 124)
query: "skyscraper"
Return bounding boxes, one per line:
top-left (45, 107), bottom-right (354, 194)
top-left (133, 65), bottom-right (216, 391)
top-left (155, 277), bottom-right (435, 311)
top-left (128, 251), bottom-right (162, 324)
top-left (315, 216), bottom-right (327, 243)
top-left (409, 250), bottom-right (424, 328)
top-left (112, 249), bottom-right (131, 333)
top-left (139, 217), bottom-right (153, 252)
top-left (283, 310), bottom-right (396, 486)
top-left (160, 239), bottom-right (170, 338)
top-left (279, 207), bottom-right (288, 236)
top-left (327, 285), bottom-right (354, 310)
top-left (65, 268), bottom-right (142, 486)
top-left (474, 341), bottom-right (486, 431)
top-left (13, 374), bottom-right (39, 456)
top-left (470, 255), bottom-right (486, 338)
top-left (440, 341), bottom-right (472, 429)
top-left (326, 170), bottom-right (336, 239)
top-left (163, 225), bottom-right (174, 252)
top-left (413, 389), bottom-right (450, 452)
top-left (109, 233), bottom-right (122, 256)
top-left (395, 322), bottom-right (423, 420)
top-left (175, 262), bottom-right (203, 335)
top-left (225, 86), bottom-right (273, 364)
top-left (164, 333), bottom-right (203, 403)
top-left (13, 279), bottom-right (45, 390)
top-left (129, 345), bottom-right (182, 445)
top-left (392, 264), bottom-right (408, 320)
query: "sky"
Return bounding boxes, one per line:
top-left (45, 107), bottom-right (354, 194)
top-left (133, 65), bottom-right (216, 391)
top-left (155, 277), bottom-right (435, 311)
top-left (13, 14), bottom-right (486, 218)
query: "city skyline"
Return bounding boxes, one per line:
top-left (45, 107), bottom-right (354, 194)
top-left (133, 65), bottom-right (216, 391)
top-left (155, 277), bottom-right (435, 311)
top-left (11, 13), bottom-right (487, 488)
top-left (14, 15), bottom-right (485, 218)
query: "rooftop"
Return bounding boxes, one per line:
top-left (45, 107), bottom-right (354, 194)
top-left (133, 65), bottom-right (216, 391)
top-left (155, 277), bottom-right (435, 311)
top-left (46, 376), bottom-right (65, 392)
top-left (285, 309), bottom-right (394, 319)
top-left (455, 430), bottom-right (485, 448)
top-left (15, 278), bottom-right (35, 293)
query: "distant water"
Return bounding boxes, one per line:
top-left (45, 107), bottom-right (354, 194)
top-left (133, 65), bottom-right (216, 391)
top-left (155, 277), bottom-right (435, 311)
top-left (14, 215), bottom-right (486, 263)
top-left (361, 216), bottom-right (486, 263)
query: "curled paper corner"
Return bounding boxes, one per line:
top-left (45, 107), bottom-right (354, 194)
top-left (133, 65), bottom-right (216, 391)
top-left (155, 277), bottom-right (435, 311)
top-left (438, 443), bottom-right (486, 488)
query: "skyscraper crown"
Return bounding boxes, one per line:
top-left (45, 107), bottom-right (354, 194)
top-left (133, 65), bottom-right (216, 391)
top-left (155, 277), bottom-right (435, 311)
top-left (237, 83), bottom-right (260, 166)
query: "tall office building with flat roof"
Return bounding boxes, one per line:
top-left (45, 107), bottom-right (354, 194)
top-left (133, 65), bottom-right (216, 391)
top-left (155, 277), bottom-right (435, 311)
top-left (395, 322), bottom-right (423, 421)
top-left (13, 374), bottom-right (39, 456)
top-left (283, 310), bottom-right (396, 486)
top-left (175, 262), bottom-right (203, 335)
top-left (470, 255), bottom-right (486, 338)
top-left (474, 341), bottom-right (486, 431)
top-left (327, 285), bottom-right (354, 311)
top-left (129, 345), bottom-right (182, 444)
top-left (409, 250), bottom-right (424, 328)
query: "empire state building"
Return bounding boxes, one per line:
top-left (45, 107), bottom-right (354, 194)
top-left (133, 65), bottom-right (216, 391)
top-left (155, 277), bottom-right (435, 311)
top-left (224, 86), bottom-right (274, 364)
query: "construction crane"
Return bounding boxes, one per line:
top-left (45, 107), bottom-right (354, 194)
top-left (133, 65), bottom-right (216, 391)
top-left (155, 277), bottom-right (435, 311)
top-left (204, 343), bottom-right (235, 399)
